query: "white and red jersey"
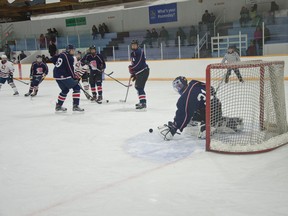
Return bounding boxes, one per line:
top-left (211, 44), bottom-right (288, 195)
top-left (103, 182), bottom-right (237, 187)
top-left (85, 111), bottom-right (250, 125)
top-left (0, 60), bottom-right (14, 78)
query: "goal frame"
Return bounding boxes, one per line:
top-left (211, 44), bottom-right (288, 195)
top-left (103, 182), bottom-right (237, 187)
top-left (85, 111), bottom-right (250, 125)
top-left (205, 61), bottom-right (288, 154)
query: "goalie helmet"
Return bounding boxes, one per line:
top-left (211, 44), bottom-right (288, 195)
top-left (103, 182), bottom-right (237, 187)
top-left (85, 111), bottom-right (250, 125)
top-left (173, 76), bottom-right (188, 94)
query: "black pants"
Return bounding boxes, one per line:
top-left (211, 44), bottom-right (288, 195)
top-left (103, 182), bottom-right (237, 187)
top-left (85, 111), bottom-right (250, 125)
top-left (225, 68), bottom-right (243, 83)
top-left (135, 68), bottom-right (149, 104)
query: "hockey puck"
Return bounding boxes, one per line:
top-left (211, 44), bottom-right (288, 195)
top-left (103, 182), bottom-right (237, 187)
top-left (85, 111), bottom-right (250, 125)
top-left (149, 128), bottom-right (153, 133)
top-left (106, 100), bottom-right (109, 103)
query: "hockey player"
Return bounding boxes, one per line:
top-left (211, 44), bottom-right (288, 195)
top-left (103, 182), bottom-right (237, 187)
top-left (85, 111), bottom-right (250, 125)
top-left (158, 76), bottom-right (243, 141)
top-left (0, 54), bottom-right (19, 95)
top-left (81, 45), bottom-right (106, 102)
top-left (128, 40), bottom-right (150, 109)
top-left (75, 51), bottom-right (90, 99)
top-left (25, 55), bottom-right (49, 97)
top-left (222, 46), bottom-right (244, 83)
top-left (53, 44), bottom-right (84, 112)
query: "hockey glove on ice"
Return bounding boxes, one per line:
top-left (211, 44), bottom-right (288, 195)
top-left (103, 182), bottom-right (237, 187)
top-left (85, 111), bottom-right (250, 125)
top-left (158, 121), bottom-right (178, 141)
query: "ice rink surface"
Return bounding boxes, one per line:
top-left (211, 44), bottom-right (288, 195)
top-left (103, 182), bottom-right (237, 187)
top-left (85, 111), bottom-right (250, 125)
top-left (0, 79), bottom-right (288, 216)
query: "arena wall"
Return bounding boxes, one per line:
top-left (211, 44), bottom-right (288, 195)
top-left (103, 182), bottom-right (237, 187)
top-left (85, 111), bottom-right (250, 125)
top-left (14, 55), bottom-right (288, 81)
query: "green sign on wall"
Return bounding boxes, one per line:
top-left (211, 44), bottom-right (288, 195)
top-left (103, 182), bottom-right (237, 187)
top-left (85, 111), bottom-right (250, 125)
top-left (65, 17), bottom-right (86, 27)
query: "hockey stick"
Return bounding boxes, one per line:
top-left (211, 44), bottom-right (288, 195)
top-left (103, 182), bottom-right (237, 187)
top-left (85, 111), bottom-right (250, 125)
top-left (78, 83), bottom-right (101, 104)
top-left (214, 73), bottom-right (227, 94)
top-left (104, 72), bottom-right (132, 88)
top-left (13, 78), bottom-right (29, 85)
top-left (120, 77), bottom-right (132, 103)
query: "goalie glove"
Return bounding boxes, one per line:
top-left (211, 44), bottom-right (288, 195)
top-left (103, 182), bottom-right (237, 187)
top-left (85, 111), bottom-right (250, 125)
top-left (158, 121), bottom-right (178, 141)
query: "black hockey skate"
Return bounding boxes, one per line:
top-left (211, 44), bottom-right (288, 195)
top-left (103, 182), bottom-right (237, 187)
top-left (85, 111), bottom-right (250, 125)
top-left (136, 103), bottom-right (147, 110)
top-left (96, 95), bottom-right (103, 103)
top-left (13, 91), bottom-right (19, 96)
top-left (24, 91), bottom-right (32, 97)
top-left (55, 104), bottom-right (67, 112)
top-left (73, 104), bottom-right (84, 112)
top-left (31, 90), bottom-right (38, 97)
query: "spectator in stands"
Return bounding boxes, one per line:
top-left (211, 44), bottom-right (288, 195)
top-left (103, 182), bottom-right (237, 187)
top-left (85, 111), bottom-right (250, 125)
top-left (250, 4), bottom-right (261, 27)
top-left (48, 40), bottom-right (57, 57)
top-left (141, 30), bottom-right (153, 48)
top-left (209, 13), bottom-right (216, 23)
top-left (254, 26), bottom-right (263, 55)
top-left (151, 28), bottom-right (158, 45)
top-left (52, 28), bottom-right (58, 37)
top-left (17, 51), bottom-right (27, 61)
top-left (99, 24), bottom-right (105, 39)
top-left (4, 44), bottom-right (11, 60)
top-left (264, 26), bottom-right (271, 42)
top-left (188, 25), bottom-right (197, 46)
top-left (39, 34), bottom-right (46, 49)
top-left (158, 26), bottom-right (169, 47)
top-left (246, 40), bottom-right (257, 56)
top-left (92, 25), bottom-right (99, 40)
top-left (202, 10), bottom-right (211, 24)
top-left (175, 27), bottom-right (186, 46)
top-left (239, 6), bottom-right (250, 27)
top-left (270, 1), bottom-right (279, 24)
top-left (102, 23), bottom-right (110, 33)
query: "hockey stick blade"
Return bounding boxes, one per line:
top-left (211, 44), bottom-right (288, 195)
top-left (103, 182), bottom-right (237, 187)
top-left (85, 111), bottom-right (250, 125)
top-left (14, 78), bottom-right (29, 85)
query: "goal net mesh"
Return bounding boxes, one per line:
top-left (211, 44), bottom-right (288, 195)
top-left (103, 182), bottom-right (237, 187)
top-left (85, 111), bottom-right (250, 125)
top-left (206, 61), bottom-right (288, 153)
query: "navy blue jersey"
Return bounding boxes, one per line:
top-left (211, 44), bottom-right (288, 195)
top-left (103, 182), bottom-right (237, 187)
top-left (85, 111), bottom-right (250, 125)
top-left (53, 52), bottom-right (75, 79)
top-left (130, 48), bottom-right (148, 75)
top-left (81, 53), bottom-right (106, 72)
top-left (174, 80), bottom-right (207, 132)
top-left (30, 61), bottom-right (49, 76)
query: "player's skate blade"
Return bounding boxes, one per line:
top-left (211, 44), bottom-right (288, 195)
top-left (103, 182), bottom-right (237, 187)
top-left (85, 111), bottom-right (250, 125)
top-left (55, 104), bottom-right (67, 113)
top-left (73, 105), bottom-right (85, 112)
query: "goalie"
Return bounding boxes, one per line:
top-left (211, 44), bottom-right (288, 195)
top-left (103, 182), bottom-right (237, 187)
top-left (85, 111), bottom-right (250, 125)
top-left (158, 76), bottom-right (243, 141)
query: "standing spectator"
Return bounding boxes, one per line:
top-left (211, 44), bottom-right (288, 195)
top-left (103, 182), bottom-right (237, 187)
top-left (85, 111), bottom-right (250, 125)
top-left (98, 24), bottom-right (105, 39)
top-left (254, 26), bottom-right (263, 55)
top-left (246, 40), bottom-right (257, 56)
top-left (188, 26), bottom-right (197, 46)
top-left (158, 26), bottom-right (169, 47)
top-left (4, 44), bottom-right (11, 60)
top-left (48, 40), bottom-right (57, 57)
top-left (52, 28), bottom-right (58, 38)
top-left (202, 10), bottom-right (211, 24)
top-left (92, 25), bottom-right (99, 40)
top-left (39, 34), bottom-right (46, 49)
top-left (264, 26), bottom-right (271, 42)
top-left (102, 23), bottom-right (110, 33)
top-left (209, 13), bottom-right (216, 23)
top-left (221, 46), bottom-right (243, 83)
top-left (239, 6), bottom-right (250, 27)
top-left (270, 1), bottom-right (279, 24)
top-left (151, 28), bottom-right (158, 45)
top-left (175, 27), bottom-right (186, 46)
top-left (250, 4), bottom-right (260, 26)
top-left (17, 50), bottom-right (27, 62)
top-left (141, 30), bottom-right (153, 48)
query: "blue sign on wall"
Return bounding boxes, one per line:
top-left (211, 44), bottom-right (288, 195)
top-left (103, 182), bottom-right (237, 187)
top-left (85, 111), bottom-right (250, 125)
top-left (149, 3), bottom-right (177, 24)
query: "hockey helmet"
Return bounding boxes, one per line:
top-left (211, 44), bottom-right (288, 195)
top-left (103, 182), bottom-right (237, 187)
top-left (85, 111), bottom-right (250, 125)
top-left (90, 45), bottom-right (96, 50)
top-left (36, 55), bottom-right (42, 62)
top-left (130, 40), bottom-right (139, 50)
top-left (173, 76), bottom-right (188, 94)
top-left (66, 44), bottom-right (75, 50)
top-left (1, 54), bottom-right (8, 59)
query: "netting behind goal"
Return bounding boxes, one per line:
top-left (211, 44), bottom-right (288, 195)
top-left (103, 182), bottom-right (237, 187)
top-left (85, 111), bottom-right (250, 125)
top-left (206, 61), bottom-right (288, 154)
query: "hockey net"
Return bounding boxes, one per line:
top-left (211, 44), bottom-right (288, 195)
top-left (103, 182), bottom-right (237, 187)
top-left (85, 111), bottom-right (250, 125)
top-left (206, 60), bottom-right (288, 153)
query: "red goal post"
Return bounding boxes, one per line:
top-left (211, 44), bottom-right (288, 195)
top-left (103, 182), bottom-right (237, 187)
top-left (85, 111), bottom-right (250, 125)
top-left (205, 60), bottom-right (288, 154)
